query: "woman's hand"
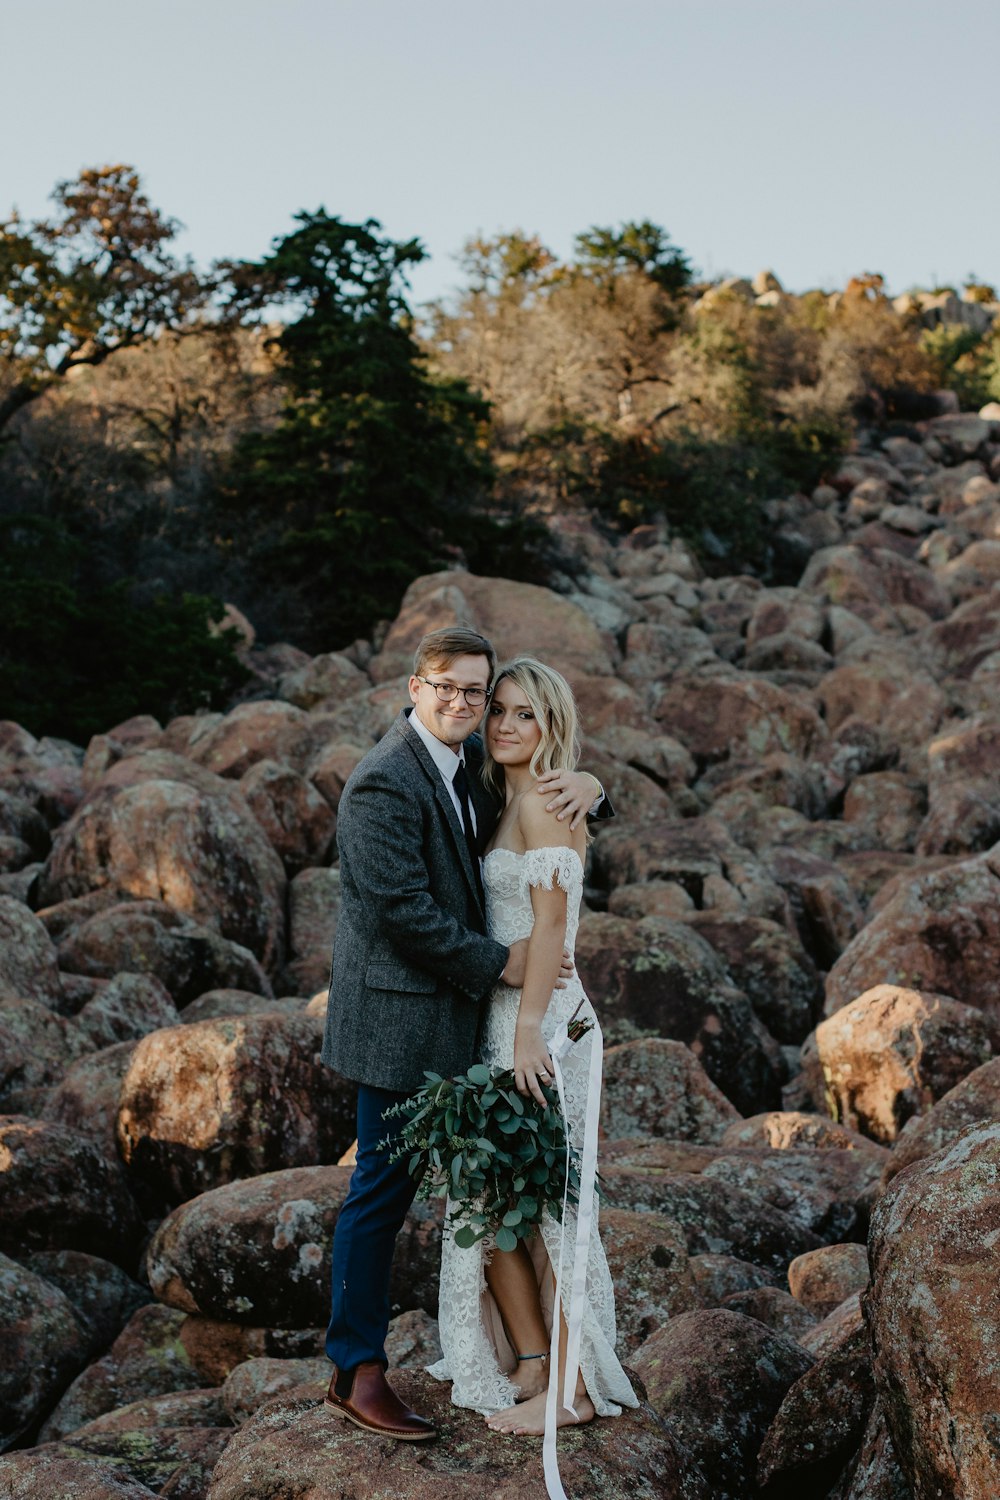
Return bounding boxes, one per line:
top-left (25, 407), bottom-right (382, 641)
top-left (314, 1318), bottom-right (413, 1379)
top-left (514, 1023), bottom-right (555, 1107)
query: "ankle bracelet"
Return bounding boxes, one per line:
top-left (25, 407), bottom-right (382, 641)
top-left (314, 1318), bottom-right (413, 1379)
top-left (516, 1352), bottom-right (548, 1362)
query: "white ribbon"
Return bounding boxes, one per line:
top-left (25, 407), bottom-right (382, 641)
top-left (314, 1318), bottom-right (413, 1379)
top-left (541, 1009), bottom-right (603, 1500)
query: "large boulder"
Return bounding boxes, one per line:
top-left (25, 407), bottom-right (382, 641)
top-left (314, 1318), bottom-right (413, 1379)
top-left (0, 996), bottom-right (92, 1107)
top-left (601, 1038), bottom-right (740, 1143)
top-left (284, 866), bottom-right (340, 996)
top-left (882, 1056), bottom-right (1000, 1184)
top-left (20, 1250), bottom-right (150, 1361)
top-left (187, 700), bottom-right (308, 779)
top-left (43, 1041), bottom-right (139, 1157)
top-left (866, 1120), bottom-right (1000, 1498)
top-left (788, 1244), bottom-right (871, 1319)
top-left (800, 544), bottom-right (950, 622)
top-left (369, 569), bottom-right (617, 684)
top-left (801, 984), bottom-right (995, 1143)
top-left (720, 1111), bottom-right (889, 1159)
top-left (38, 1304), bottom-right (208, 1442)
top-left (145, 1166), bottom-right (442, 1328)
top-left (206, 1372), bottom-right (693, 1500)
top-left (700, 1149), bottom-right (877, 1243)
top-left (918, 719), bottom-right (1000, 856)
top-left (0, 1252), bottom-right (90, 1450)
top-left (116, 1014), bottom-right (357, 1202)
top-left (0, 1117), bottom-right (141, 1264)
top-left (0, 895), bottom-right (64, 1008)
top-left (575, 913), bottom-right (783, 1113)
top-left (238, 759), bottom-right (336, 875)
top-left (757, 1321), bottom-right (875, 1498)
top-left (631, 1308), bottom-right (813, 1500)
top-left (74, 972), bottom-right (180, 1050)
top-left (56, 899), bottom-right (272, 1004)
top-left (683, 912), bottom-right (821, 1044)
top-left (40, 752), bottom-right (286, 971)
top-left (654, 672), bottom-right (827, 763)
top-left (824, 844), bottom-right (1000, 1023)
top-left (0, 1447), bottom-right (160, 1497)
top-left (599, 1209), bottom-right (701, 1351)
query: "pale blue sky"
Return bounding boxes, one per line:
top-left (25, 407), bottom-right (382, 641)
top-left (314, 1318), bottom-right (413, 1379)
top-left (4, 0), bottom-right (998, 307)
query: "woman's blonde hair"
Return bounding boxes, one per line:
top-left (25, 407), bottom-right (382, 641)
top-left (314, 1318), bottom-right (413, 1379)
top-left (482, 655), bottom-right (581, 796)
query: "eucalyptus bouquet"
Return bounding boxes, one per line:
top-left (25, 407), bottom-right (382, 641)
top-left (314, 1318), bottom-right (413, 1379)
top-left (382, 1016), bottom-right (593, 1251)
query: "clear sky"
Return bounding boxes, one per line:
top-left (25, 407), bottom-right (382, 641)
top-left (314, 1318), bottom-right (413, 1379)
top-left (4, 0), bottom-right (998, 309)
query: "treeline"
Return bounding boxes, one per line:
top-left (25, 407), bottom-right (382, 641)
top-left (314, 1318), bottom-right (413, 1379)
top-left (2, 167), bottom-right (998, 741)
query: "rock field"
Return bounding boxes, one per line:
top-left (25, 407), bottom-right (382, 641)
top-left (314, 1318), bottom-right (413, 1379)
top-left (2, 406), bottom-right (1000, 1496)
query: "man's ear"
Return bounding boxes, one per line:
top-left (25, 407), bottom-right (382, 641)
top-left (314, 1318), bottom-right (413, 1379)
top-left (407, 675), bottom-right (421, 705)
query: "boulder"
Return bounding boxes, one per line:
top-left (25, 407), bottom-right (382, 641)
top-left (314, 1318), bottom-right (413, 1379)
top-left (57, 899), bottom-right (272, 1004)
top-left (0, 997), bottom-right (92, 1107)
top-left (815, 661), bottom-right (947, 763)
top-left (173, 1321), bottom-right (326, 1390)
top-left (575, 912), bottom-right (783, 1113)
top-left (0, 895), bottom-right (64, 1007)
top-left (369, 569), bottom-right (617, 684)
top-left (800, 1293), bottom-right (865, 1360)
top-left (683, 913), bottom-right (821, 1044)
top-left (187, 700), bottom-right (309, 779)
top-left (757, 1322), bottom-right (875, 1497)
top-left (43, 1041), bottom-right (139, 1156)
top-left (38, 1304), bottom-right (208, 1442)
top-left (594, 815), bottom-right (791, 920)
top-left (654, 673), bottom-right (826, 762)
top-left (866, 1120), bottom-right (1000, 1499)
top-left (222, 1357), bottom-right (330, 1425)
top-left (74, 972), bottom-right (180, 1050)
top-left (788, 1244), bottom-right (871, 1319)
top-left (238, 759), bottom-right (336, 875)
top-left (828, 1399), bottom-right (912, 1500)
top-left (688, 1254), bottom-right (774, 1307)
top-left (206, 1372), bottom-right (692, 1500)
top-left (277, 652), bottom-right (367, 710)
top-left (116, 1013), bottom-right (357, 1203)
top-left (720, 1112), bottom-right (889, 1159)
top-left (802, 984), bottom-right (995, 1143)
top-left (841, 773), bottom-right (927, 853)
top-left (285, 866), bottom-right (340, 996)
top-left (0, 1447), bottom-right (159, 1497)
top-left (40, 752), bottom-right (286, 971)
top-left (20, 1250), bottom-right (150, 1361)
top-left (800, 544), bottom-right (950, 622)
top-left (719, 1285), bottom-right (817, 1343)
top-left (0, 1116), bottom-right (141, 1265)
top-left (0, 1252), bottom-right (89, 1449)
top-left (601, 1038), bottom-right (740, 1143)
top-left (178, 990), bottom-right (300, 1023)
top-left (599, 1171), bottom-right (822, 1273)
top-left (824, 845), bottom-right (1000, 1023)
top-left (918, 719), bottom-right (1000, 856)
top-left (700, 1149), bottom-right (877, 1242)
top-left (761, 846), bottom-right (865, 970)
top-left (33, 1422), bottom-right (230, 1497)
top-left (599, 1209), bottom-right (701, 1351)
top-left (883, 1056), bottom-right (1000, 1184)
top-left (630, 1308), bottom-right (813, 1500)
top-left (145, 1166), bottom-right (442, 1328)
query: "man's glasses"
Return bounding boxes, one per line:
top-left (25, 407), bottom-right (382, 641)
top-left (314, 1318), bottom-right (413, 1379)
top-left (416, 676), bottom-right (492, 707)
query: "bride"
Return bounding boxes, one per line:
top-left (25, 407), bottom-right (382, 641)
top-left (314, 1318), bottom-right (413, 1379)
top-left (428, 656), bottom-right (638, 1443)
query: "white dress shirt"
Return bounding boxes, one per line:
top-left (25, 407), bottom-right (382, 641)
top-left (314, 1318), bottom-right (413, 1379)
top-left (409, 708), bottom-right (478, 833)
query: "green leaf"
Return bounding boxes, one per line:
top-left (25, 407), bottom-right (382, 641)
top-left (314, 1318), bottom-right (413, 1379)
top-left (453, 1224), bottom-right (481, 1249)
top-left (502, 1209), bottom-right (522, 1227)
top-left (495, 1226), bottom-right (518, 1253)
top-left (466, 1063), bottom-right (491, 1087)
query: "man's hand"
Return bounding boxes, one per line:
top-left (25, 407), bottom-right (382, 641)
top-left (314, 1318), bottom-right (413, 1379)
top-left (502, 940), bottom-right (575, 989)
top-left (535, 768), bottom-right (603, 831)
top-left (501, 939), bottom-right (529, 988)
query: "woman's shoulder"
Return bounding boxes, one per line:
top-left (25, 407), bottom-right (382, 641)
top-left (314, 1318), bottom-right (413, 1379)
top-left (515, 784), bottom-right (585, 856)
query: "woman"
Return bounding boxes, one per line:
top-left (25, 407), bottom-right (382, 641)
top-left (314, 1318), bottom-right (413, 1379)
top-left (427, 656), bottom-right (638, 1442)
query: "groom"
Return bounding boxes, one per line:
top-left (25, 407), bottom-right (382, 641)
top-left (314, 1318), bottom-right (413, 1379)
top-left (321, 625), bottom-right (603, 1440)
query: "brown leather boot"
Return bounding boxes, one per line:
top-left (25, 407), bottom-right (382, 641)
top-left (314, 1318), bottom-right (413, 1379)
top-left (324, 1361), bottom-right (437, 1441)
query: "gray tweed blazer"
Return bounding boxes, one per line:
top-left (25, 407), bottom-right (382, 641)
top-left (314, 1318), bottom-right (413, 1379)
top-left (321, 709), bottom-right (508, 1093)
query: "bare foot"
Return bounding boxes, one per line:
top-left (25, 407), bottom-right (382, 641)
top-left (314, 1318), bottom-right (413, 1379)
top-left (486, 1388), bottom-right (595, 1435)
top-left (511, 1358), bottom-right (548, 1402)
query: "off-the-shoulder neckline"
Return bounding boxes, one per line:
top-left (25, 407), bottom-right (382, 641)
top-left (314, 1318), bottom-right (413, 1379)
top-left (484, 845), bottom-right (584, 870)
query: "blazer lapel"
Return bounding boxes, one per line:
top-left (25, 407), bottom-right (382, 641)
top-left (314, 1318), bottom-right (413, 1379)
top-left (397, 711), bottom-right (485, 911)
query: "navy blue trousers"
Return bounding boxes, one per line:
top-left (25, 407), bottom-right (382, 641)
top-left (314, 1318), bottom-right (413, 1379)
top-left (326, 1083), bottom-right (418, 1371)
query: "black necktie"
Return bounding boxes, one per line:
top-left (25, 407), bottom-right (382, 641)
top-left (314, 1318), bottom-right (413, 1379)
top-left (453, 761), bottom-right (485, 908)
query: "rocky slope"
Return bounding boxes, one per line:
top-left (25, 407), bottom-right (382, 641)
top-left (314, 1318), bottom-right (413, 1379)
top-left (2, 403), bottom-right (1000, 1496)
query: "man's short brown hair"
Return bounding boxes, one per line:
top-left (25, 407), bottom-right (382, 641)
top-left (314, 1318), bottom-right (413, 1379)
top-left (413, 626), bottom-right (496, 681)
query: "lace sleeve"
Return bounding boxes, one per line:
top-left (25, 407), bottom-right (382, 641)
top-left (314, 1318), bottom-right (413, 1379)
top-left (518, 845), bottom-right (585, 896)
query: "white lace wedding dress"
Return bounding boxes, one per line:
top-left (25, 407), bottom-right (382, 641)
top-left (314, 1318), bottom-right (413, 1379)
top-left (427, 845), bottom-right (638, 1418)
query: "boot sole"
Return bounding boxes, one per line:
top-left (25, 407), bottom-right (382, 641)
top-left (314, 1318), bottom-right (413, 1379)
top-left (324, 1396), bottom-right (438, 1442)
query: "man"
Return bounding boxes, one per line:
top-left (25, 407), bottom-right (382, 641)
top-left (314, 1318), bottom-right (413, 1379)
top-left (321, 625), bottom-right (605, 1440)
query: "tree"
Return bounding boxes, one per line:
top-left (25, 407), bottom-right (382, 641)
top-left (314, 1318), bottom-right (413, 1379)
top-left (216, 212), bottom-right (545, 649)
top-left (0, 165), bottom-right (204, 435)
top-left (573, 220), bottom-right (693, 297)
